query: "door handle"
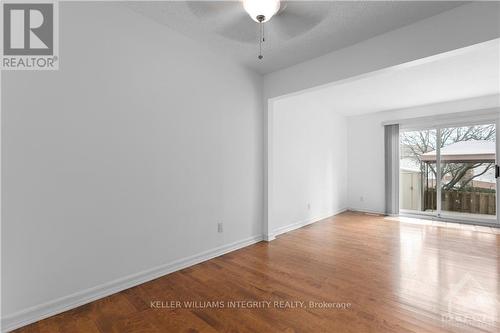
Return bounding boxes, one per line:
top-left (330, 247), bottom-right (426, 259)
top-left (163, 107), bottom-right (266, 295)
top-left (496, 164), bottom-right (499, 179)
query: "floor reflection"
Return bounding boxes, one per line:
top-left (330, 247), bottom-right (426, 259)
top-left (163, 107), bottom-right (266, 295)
top-left (394, 217), bottom-right (499, 329)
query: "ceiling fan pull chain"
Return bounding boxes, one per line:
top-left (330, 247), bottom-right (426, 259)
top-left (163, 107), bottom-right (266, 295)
top-left (256, 14), bottom-right (266, 60)
top-left (258, 21), bottom-right (263, 59)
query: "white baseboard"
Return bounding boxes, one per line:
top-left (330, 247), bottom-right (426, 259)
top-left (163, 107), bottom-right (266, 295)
top-left (265, 208), bottom-right (347, 240)
top-left (262, 234), bottom-right (276, 242)
top-left (1, 235), bottom-right (263, 333)
top-left (347, 207), bottom-right (386, 216)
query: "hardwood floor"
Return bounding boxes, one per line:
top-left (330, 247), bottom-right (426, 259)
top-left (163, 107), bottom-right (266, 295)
top-left (12, 212), bottom-right (500, 333)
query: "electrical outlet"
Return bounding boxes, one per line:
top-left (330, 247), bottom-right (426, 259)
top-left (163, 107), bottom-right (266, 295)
top-left (307, 203), bottom-right (311, 210)
top-left (217, 222), bottom-right (223, 233)
top-left (360, 196), bottom-right (364, 202)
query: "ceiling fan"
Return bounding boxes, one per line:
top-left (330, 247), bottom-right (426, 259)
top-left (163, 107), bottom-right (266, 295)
top-left (243, 0), bottom-right (279, 59)
top-left (187, 1), bottom-right (329, 60)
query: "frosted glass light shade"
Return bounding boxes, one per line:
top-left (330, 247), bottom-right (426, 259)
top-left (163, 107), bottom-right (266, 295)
top-left (243, 0), bottom-right (280, 22)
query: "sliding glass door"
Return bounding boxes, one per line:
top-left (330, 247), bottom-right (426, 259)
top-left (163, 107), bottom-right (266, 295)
top-left (438, 124), bottom-right (496, 221)
top-left (399, 121), bottom-right (498, 225)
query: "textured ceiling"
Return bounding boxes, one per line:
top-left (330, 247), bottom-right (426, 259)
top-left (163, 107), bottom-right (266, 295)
top-left (126, 1), bottom-right (466, 74)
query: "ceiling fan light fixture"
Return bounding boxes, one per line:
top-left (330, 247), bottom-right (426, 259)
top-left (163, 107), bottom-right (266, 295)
top-left (243, 0), bottom-right (280, 23)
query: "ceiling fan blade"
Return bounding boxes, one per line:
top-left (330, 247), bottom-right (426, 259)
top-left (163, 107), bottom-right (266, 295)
top-left (215, 12), bottom-right (260, 44)
top-left (187, 1), bottom-right (244, 22)
top-left (270, 2), bottom-right (330, 39)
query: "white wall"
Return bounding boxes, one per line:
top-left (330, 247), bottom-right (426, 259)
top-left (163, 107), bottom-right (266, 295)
top-left (1, 2), bottom-right (263, 325)
top-left (269, 94), bottom-right (347, 237)
top-left (346, 96), bottom-right (500, 214)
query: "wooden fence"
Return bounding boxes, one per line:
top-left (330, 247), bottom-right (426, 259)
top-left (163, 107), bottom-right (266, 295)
top-left (424, 189), bottom-right (496, 215)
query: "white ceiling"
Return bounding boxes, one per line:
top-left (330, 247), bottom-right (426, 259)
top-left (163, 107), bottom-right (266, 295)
top-left (284, 39), bottom-right (500, 116)
top-left (126, 1), bottom-right (466, 74)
